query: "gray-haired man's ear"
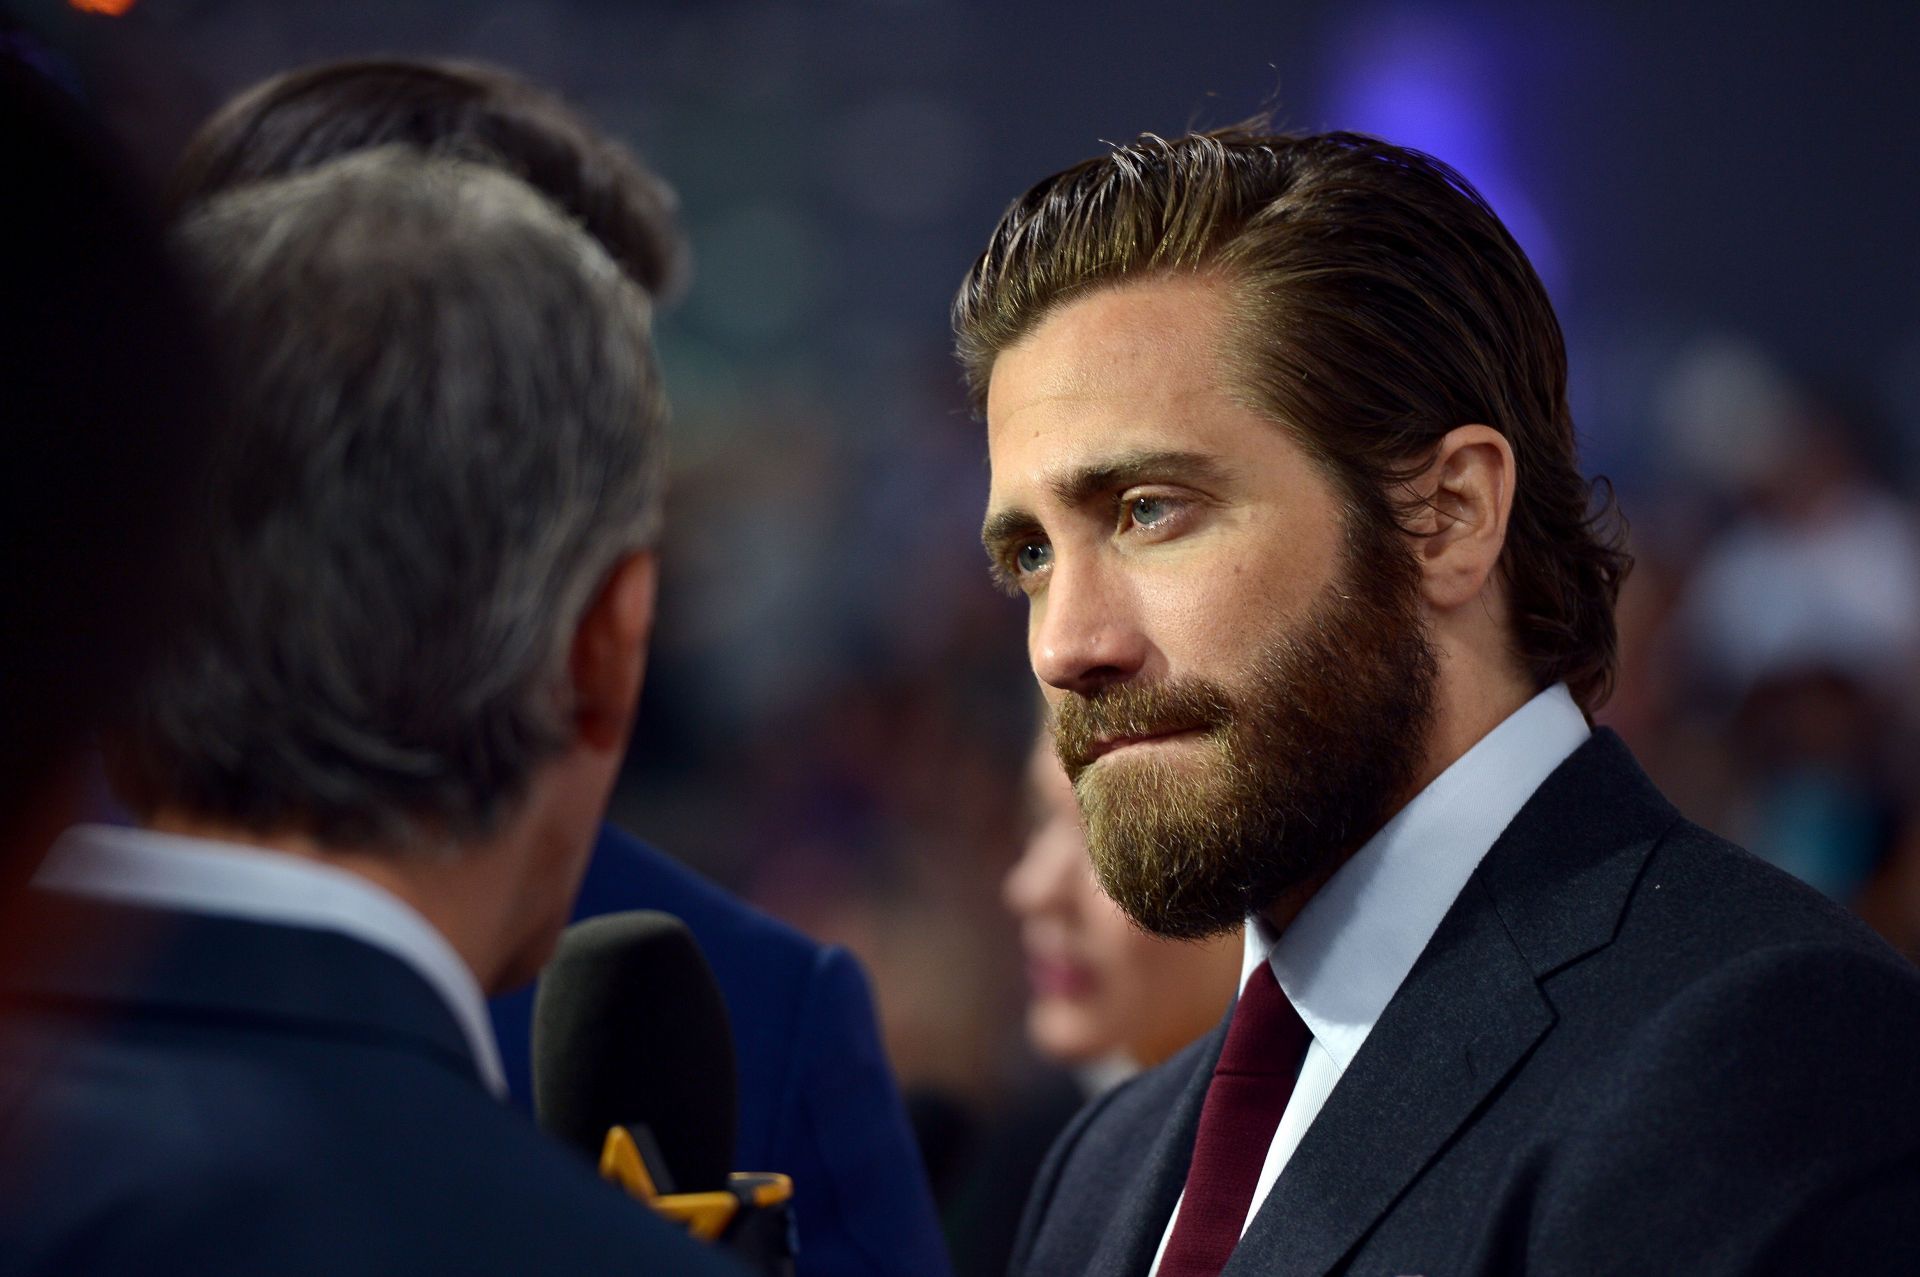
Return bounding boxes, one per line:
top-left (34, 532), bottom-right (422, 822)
top-left (569, 551), bottom-right (658, 754)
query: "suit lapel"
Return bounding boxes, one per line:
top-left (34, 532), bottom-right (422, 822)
top-left (1085, 1017), bottom-right (1223, 1277)
top-left (1224, 730), bottom-right (1678, 1277)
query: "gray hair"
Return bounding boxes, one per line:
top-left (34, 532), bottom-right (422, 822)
top-left (116, 147), bottom-right (667, 850)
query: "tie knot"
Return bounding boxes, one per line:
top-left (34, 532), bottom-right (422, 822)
top-left (1215, 962), bottom-right (1309, 1078)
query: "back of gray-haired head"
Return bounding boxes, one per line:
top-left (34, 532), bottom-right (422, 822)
top-left (117, 147), bottom-right (667, 850)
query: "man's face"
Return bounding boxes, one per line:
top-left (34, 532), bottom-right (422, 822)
top-left (982, 275), bottom-right (1436, 939)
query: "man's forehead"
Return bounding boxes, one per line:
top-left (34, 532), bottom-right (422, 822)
top-left (987, 426), bottom-right (1131, 516)
top-left (984, 385), bottom-right (1248, 503)
top-left (986, 285), bottom-right (1228, 419)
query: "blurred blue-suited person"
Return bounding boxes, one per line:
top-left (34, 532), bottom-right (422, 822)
top-left (0, 148), bottom-right (747, 1276)
top-left (167, 59), bottom-right (950, 1277)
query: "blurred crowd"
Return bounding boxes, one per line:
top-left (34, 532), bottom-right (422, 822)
top-left (1604, 344), bottom-right (1920, 959)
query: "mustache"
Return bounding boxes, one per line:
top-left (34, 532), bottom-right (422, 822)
top-left (1051, 679), bottom-right (1234, 779)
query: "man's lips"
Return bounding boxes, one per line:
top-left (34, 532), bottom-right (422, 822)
top-left (1084, 726), bottom-right (1203, 764)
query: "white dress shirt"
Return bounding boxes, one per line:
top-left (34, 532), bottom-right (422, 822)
top-left (1149, 683), bottom-right (1591, 1274)
top-left (35, 822), bottom-right (508, 1098)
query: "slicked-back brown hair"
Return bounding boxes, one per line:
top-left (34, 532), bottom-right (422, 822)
top-left (954, 129), bottom-right (1629, 713)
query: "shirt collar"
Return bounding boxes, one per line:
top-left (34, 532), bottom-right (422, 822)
top-left (36, 823), bottom-right (508, 1099)
top-left (1244, 682), bottom-right (1591, 1072)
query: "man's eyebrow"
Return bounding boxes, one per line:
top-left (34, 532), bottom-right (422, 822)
top-left (981, 505), bottom-right (1040, 556)
top-left (980, 450), bottom-right (1232, 556)
top-left (1047, 449), bottom-right (1234, 507)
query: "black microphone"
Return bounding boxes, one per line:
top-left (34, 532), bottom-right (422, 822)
top-left (533, 910), bottom-right (737, 1192)
top-left (532, 911), bottom-right (794, 1274)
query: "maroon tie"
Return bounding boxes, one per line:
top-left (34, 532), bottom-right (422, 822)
top-left (1157, 962), bottom-right (1310, 1277)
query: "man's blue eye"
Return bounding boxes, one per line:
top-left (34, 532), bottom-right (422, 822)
top-left (1015, 541), bottom-right (1051, 574)
top-left (1131, 496), bottom-right (1169, 526)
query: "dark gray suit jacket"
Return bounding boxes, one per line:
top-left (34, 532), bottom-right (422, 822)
top-left (0, 893), bottom-right (748, 1276)
top-left (1010, 730), bottom-right (1920, 1276)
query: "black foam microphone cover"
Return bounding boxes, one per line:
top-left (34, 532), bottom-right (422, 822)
top-left (532, 910), bottom-right (738, 1193)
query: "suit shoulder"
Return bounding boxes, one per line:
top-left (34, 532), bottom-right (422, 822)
top-left (582, 825), bottom-right (821, 971)
top-left (0, 1031), bottom-right (742, 1275)
top-left (1631, 817), bottom-right (1901, 962)
top-left (1549, 820), bottom-right (1920, 1148)
top-left (1530, 923), bottom-right (1920, 1272)
top-left (1566, 815), bottom-right (1918, 1071)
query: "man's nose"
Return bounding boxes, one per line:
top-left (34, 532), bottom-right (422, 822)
top-left (1030, 555), bottom-right (1147, 697)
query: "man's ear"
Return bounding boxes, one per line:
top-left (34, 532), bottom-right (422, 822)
top-left (1408, 425), bottom-right (1515, 613)
top-left (568, 551), bottom-right (658, 754)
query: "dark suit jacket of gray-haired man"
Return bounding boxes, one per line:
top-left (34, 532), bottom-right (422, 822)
top-left (0, 150), bottom-right (746, 1276)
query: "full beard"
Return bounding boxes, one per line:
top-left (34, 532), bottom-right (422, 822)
top-left (1052, 535), bottom-right (1439, 941)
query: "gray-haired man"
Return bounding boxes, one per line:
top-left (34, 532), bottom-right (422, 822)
top-left (0, 149), bottom-right (745, 1276)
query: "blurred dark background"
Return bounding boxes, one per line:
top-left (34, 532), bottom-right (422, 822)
top-left (17, 0), bottom-right (1920, 1126)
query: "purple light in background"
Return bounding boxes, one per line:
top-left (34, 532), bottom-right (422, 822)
top-left (1323, 3), bottom-right (1565, 295)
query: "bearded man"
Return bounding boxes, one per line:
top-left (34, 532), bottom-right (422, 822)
top-left (963, 130), bottom-right (1920, 1277)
